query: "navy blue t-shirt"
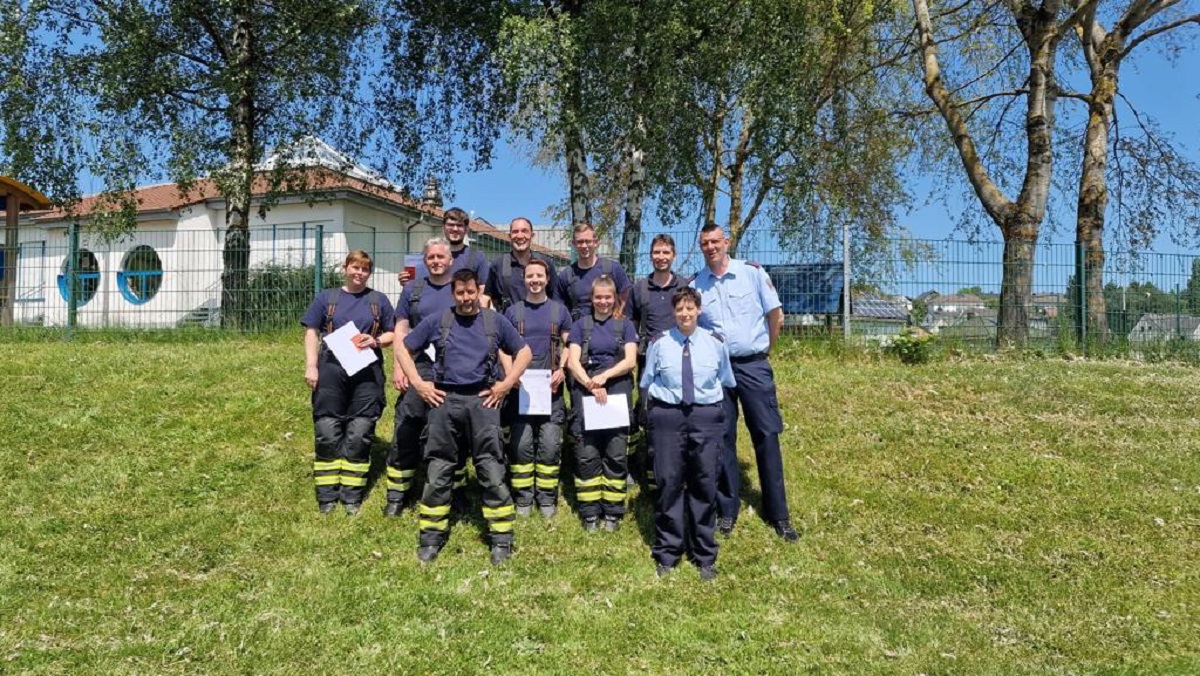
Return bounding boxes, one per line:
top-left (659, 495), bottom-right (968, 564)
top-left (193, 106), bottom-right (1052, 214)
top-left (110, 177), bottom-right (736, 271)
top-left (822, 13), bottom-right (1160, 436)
top-left (301, 287), bottom-right (396, 336)
top-left (396, 277), bottom-right (455, 328)
top-left (630, 273), bottom-right (691, 351)
top-left (559, 257), bottom-right (632, 320)
top-left (568, 314), bottom-right (637, 371)
top-left (504, 299), bottom-right (569, 370)
top-left (486, 252), bottom-right (564, 311)
top-left (404, 309), bottom-right (527, 385)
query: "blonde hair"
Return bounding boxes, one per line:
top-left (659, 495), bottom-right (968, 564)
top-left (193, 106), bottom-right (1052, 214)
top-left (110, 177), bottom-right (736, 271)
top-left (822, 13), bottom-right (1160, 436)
top-left (590, 275), bottom-right (626, 318)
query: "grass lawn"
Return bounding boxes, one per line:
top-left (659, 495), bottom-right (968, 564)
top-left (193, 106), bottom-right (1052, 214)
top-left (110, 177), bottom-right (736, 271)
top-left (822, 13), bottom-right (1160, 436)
top-left (2, 336), bottom-right (1198, 674)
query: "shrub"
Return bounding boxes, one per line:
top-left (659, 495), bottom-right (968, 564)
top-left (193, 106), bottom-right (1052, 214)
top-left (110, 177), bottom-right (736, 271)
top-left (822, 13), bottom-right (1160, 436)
top-left (888, 328), bottom-right (938, 365)
top-left (245, 263), bottom-right (345, 330)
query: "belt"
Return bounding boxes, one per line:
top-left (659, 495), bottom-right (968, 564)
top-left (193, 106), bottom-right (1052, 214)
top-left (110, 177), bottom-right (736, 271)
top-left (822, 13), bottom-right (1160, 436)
top-left (729, 352), bottom-right (768, 364)
top-left (436, 382), bottom-right (490, 394)
top-left (651, 400), bottom-right (720, 410)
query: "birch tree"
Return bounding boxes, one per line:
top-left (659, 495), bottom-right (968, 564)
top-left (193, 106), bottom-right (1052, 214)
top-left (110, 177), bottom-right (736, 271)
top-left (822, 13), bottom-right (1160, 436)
top-left (56, 0), bottom-right (375, 328)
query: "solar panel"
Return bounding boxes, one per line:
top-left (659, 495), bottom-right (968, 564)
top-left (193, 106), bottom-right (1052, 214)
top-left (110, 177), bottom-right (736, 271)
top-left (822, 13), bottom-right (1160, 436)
top-left (763, 263), bottom-right (843, 315)
top-left (853, 296), bottom-right (909, 320)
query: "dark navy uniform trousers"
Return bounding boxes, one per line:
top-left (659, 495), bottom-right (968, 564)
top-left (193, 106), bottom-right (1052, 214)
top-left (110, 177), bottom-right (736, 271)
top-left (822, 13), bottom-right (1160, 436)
top-left (417, 388), bottom-right (515, 547)
top-left (311, 348), bottom-right (384, 506)
top-left (718, 354), bottom-right (789, 523)
top-left (386, 358), bottom-right (434, 502)
top-left (649, 401), bottom-right (724, 567)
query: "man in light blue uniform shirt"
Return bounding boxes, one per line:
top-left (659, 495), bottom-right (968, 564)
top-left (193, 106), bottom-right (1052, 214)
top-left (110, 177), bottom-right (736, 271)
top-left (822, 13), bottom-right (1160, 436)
top-left (642, 287), bottom-right (736, 579)
top-left (690, 223), bottom-right (799, 542)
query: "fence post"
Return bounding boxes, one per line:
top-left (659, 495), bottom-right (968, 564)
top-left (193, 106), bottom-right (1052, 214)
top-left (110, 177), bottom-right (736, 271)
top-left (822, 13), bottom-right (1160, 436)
top-left (842, 222), bottom-right (850, 342)
top-left (314, 222), bottom-right (324, 293)
top-left (1176, 285), bottom-right (1182, 339)
top-left (66, 221), bottom-right (79, 338)
top-left (1074, 241), bottom-right (1086, 351)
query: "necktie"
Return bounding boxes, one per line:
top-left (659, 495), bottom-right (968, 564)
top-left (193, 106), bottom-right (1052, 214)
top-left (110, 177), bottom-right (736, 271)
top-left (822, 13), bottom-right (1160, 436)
top-left (681, 338), bottom-right (695, 406)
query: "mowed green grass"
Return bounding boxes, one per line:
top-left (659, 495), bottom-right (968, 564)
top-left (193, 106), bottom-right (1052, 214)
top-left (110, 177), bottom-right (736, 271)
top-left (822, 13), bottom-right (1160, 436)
top-left (2, 336), bottom-right (1198, 674)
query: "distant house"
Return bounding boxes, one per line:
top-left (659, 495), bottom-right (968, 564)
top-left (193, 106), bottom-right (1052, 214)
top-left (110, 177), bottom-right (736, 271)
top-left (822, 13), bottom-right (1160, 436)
top-left (14, 138), bottom-right (567, 328)
top-left (937, 308), bottom-right (998, 342)
top-left (1128, 313), bottom-right (1200, 343)
top-left (851, 291), bottom-right (910, 339)
top-left (927, 293), bottom-right (987, 314)
top-left (1031, 293), bottom-right (1066, 319)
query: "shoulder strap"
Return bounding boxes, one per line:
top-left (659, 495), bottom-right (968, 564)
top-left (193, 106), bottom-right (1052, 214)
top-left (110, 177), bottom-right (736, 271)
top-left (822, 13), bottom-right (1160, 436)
top-left (514, 301), bottom-right (526, 336)
top-left (549, 302), bottom-right (562, 368)
top-left (322, 289), bottom-right (342, 335)
top-left (581, 315), bottom-right (595, 366)
top-left (436, 307), bottom-right (454, 381)
top-left (635, 278), bottom-right (650, 337)
top-left (482, 308), bottom-right (499, 385)
top-left (495, 258), bottom-right (511, 309)
top-left (368, 290), bottom-right (382, 338)
top-left (409, 278), bottom-right (428, 325)
top-left (612, 317), bottom-right (626, 348)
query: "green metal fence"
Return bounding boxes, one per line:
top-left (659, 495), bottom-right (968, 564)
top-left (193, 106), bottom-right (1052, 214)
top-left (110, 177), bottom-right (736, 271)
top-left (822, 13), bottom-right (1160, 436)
top-left (6, 221), bottom-right (1200, 353)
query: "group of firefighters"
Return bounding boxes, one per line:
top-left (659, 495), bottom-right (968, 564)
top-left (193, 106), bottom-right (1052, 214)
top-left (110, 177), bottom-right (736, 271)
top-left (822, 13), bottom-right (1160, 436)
top-left (301, 209), bottom-right (798, 579)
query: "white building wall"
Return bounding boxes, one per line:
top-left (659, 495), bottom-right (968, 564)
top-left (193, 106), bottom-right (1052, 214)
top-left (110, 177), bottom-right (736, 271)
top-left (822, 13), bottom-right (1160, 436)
top-left (16, 194), bottom-right (445, 328)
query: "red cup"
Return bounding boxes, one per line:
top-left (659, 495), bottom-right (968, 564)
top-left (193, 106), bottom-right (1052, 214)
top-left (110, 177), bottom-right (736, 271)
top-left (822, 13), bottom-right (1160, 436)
top-left (404, 265), bottom-right (416, 279)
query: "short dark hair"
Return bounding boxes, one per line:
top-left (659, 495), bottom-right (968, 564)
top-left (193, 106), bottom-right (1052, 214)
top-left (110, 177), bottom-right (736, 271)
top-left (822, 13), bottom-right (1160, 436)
top-left (524, 257), bottom-right (550, 275)
top-left (444, 207), bottom-right (469, 225)
top-left (451, 268), bottom-right (478, 289)
top-left (650, 233), bottom-right (676, 252)
top-left (673, 286), bottom-right (701, 308)
top-left (700, 222), bottom-right (725, 236)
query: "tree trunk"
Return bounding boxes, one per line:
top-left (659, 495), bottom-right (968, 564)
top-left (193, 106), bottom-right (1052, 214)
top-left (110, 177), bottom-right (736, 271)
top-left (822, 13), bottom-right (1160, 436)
top-left (1075, 32), bottom-right (1123, 344)
top-left (726, 115), bottom-right (753, 257)
top-left (700, 97), bottom-right (725, 228)
top-left (913, 0), bottom-right (1063, 347)
top-left (619, 118), bottom-right (646, 274)
top-left (998, 232), bottom-right (1035, 346)
top-left (726, 160), bottom-right (744, 257)
top-left (221, 4), bottom-right (256, 330)
top-left (2, 195), bottom-right (17, 327)
top-left (564, 62), bottom-right (591, 227)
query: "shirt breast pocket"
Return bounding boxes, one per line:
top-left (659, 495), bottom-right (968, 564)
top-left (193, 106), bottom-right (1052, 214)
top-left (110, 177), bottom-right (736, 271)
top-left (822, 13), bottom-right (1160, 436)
top-left (724, 288), bottom-right (753, 314)
top-left (693, 356), bottom-right (719, 378)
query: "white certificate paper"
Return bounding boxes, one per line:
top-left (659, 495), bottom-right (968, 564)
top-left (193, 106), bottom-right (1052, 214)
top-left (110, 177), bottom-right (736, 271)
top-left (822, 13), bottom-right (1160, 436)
top-left (517, 369), bottom-right (552, 415)
top-left (582, 393), bottom-right (630, 431)
top-left (322, 322), bottom-right (377, 377)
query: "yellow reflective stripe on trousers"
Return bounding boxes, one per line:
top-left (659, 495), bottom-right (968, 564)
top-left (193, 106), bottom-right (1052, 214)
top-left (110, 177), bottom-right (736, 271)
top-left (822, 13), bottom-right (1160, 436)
top-left (419, 519), bottom-right (450, 530)
top-left (342, 461), bottom-right (370, 474)
top-left (489, 521), bottom-right (515, 533)
top-left (535, 477), bottom-right (559, 489)
top-left (534, 463), bottom-right (560, 476)
top-left (314, 475), bottom-right (341, 486)
top-left (510, 463), bottom-right (534, 474)
top-left (575, 475), bottom-right (602, 501)
top-left (313, 461), bottom-right (340, 472)
top-left (341, 476), bottom-right (368, 487)
top-left (511, 477), bottom-right (535, 488)
top-left (601, 490), bottom-right (626, 502)
top-left (419, 503), bottom-right (451, 517)
top-left (482, 504), bottom-right (516, 520)
top-left (387, 468), bottom-right (417, 479)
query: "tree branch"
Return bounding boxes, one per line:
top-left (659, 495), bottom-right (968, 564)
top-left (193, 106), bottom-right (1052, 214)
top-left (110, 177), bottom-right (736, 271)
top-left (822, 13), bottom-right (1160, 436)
top-left (1122, 13), bottom-right (1200, 56)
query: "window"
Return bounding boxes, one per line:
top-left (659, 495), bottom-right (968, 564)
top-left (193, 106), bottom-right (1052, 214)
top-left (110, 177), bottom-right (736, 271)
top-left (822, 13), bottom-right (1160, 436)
top-left (117, 245), bottom-right (163, 304)
top-left (57, 249), bottom-right (100, 305)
